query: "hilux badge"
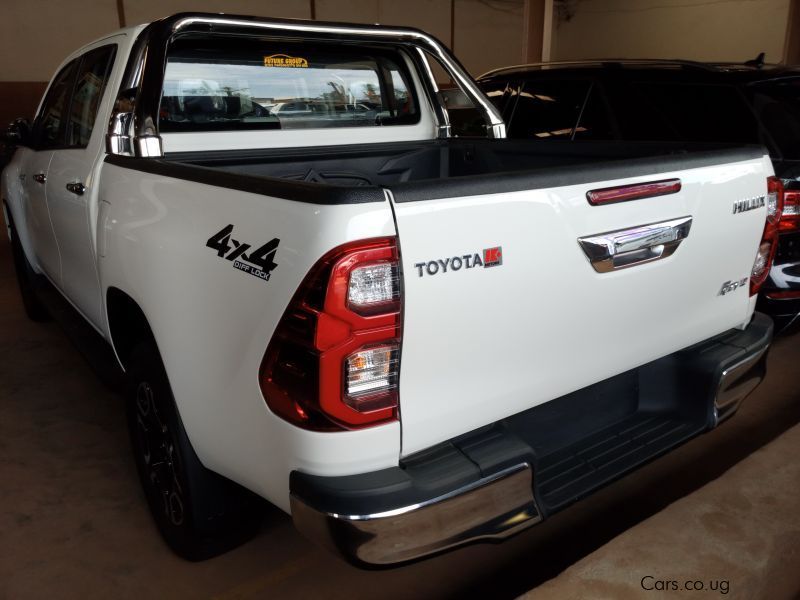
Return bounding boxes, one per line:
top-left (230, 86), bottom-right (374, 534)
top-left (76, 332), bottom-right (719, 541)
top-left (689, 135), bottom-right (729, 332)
top-left (732, 196), bottom-right (765, 214)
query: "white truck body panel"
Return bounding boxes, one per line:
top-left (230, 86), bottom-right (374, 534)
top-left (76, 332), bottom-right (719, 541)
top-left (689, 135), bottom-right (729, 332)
top-left (392, 157), bottom-right (770, 454)
top-left (97, 165), bottom-right (400, 510)
top-left (14, 149), bottom-right (58, 277)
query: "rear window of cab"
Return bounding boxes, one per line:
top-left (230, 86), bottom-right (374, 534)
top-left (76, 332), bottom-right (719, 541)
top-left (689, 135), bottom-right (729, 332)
top-left (159, 38), bottom-right (420, 133)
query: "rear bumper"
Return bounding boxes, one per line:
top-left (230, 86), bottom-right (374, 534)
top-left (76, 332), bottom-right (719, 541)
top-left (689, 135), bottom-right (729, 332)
top-left (290, 312), bottom-right (773, 566)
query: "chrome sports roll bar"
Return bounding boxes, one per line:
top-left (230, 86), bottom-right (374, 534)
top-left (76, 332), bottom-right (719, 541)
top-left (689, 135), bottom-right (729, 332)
top-left (107, 12), bottom-right (506, 157)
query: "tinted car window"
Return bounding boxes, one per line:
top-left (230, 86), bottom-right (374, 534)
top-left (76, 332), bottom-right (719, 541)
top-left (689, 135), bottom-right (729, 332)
top-left (602, 80), bottom-right (681, 141)
top-left (507, 80), bottom-right (590, 139)
top-left (634, 82), bottom-right (760, 144)
top-left (748, 78), bottom-right (800, 159)
top-left (34, 60), bottom-right (78, 149)
top-left (160, 38), bottom-right (419, 132)
top-left (574, 84), bottom-right (616, 141)
top-left (483, 80), bottom-right (513, 116)
top-left (67, 45), bottom-right (116, 147)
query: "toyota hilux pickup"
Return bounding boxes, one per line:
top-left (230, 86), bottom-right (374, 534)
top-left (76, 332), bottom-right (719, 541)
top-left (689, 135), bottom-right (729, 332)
top-left (0, 13), bottom-right (777, 565)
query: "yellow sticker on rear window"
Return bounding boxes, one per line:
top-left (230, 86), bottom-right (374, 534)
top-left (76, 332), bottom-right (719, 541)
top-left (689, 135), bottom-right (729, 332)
top-left (263, 54), bottom-right (309, 68)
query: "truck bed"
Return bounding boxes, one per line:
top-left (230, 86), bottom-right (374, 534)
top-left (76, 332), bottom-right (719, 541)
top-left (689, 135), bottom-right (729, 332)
top-left (163, 139), bottom-right (758, 193)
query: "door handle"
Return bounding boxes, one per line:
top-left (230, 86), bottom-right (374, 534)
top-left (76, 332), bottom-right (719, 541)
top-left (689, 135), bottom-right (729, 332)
top-left (578, 216), bottom-right (692, 273)
top-left (32, 173), bottom-right (46, 184)
top-left (65, 182), bottom-right (86, 196)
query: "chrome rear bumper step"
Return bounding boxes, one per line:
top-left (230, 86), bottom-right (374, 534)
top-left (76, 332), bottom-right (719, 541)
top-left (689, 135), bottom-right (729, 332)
top-left (291, 463), bottom-right (540, 566)
top-left (290, 313), bottom-right (773, 566)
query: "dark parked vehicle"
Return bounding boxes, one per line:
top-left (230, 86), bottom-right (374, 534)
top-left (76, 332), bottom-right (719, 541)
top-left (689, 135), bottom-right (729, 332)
top-left (473, 59), bottom-right (800, 331)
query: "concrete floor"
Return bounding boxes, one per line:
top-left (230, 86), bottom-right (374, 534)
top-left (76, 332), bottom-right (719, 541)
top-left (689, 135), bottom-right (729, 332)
top-left (1, 232), bottom-right (800, 599)
top-left (524, 423), bottom-right (800, 600)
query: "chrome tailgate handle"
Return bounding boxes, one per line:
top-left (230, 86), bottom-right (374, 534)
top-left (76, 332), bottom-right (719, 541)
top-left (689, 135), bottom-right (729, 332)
top-left (578, 216), bottom-right (692, 273)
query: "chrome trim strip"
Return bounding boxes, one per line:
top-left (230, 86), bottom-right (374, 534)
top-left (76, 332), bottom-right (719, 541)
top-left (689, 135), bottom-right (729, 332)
top-left (414, 46), bottom-right (451, 139)
top-left (135, 135), bottom-right (163, 158)
top-left (291, 462), bottom-right (540, 565)
top-left (578, 216), bottom-right (692, 273)
top-left (329, 462), bottom-right (530, 521)
top-left (714, 344), bottom-right (769, 425)
top-left (107, 13), bottom-right (505, 157)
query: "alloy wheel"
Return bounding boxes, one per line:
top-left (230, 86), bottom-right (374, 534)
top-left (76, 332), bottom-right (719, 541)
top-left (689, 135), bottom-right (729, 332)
top-left (135, 381), bottom-right (186, 526)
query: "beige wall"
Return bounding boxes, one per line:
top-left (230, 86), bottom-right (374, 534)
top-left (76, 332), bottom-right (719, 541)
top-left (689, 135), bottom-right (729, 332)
top-left (552, 0), bottom-right (791, 63)
top-left (314, 0), bottom-right (527, 74)
top-left (1, 0), bottom-right (796, 86)
top-left (0, 0), bottom-right (530, 85)
top-left (123, 0), bottom-right (311, 26)
top-left (454, 0), bottom-right (525, 76)
top-left (0, 0), bottom-right (119, 83)
top-left (316, 0), bottom-right (452, 44)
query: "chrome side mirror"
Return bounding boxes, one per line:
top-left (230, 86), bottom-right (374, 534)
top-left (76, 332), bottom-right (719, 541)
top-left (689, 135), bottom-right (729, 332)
top-left (107, 111), bottom-right (134, 156)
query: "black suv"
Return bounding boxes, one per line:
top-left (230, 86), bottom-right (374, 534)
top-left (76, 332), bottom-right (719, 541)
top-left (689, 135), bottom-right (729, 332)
top-left (474, 59), bottom-right (800, 332)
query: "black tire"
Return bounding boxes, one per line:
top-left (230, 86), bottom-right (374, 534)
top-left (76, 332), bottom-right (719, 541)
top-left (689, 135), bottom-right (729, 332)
top-left (125, 342), bottom-right (262, 560)
top-left (6, 208), bottom-right (50, 321)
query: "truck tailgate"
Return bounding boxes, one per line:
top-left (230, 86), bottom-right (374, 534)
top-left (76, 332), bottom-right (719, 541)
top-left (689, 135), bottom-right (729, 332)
top-left (389, 153), bottom-right (772, 455)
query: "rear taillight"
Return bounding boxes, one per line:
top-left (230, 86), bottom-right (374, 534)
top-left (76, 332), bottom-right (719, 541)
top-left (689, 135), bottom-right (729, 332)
top-left (751, 177), bottom-right (784, 296)
top-left (766, 177), bottom-right (783, 225)
top-left (260, 237), bottom-right (401, 430)
top-left (780, 189), bottom-right (800, 232)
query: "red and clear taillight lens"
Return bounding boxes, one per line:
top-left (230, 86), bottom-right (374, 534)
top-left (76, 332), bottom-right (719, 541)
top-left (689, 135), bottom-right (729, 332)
top-left (347, 262), bottom-right (401, 315)
top-left (344, 344), bottom-right (400, 411)
top-left (260, 237), bottom-right (401, 430)
top-left (766, 177), bottom-right (783, 225)
top-left (751, 241), bottom-right (773, 284)
top-left (751, 177), bottom-right (784, 296)
top-left (779, 189), bottom-right (800, 232)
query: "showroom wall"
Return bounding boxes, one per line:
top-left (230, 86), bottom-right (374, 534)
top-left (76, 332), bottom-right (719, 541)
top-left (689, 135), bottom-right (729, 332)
top-left (551, 0), bottom-right (791, 63)
top-left (1, 0), bottom-right (795, 128)
top-left (0, 0), bottom-right (529, 126)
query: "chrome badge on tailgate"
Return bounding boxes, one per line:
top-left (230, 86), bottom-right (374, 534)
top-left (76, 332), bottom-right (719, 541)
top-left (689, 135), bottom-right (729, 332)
top-left (732, 196), bottom-right (765, 214)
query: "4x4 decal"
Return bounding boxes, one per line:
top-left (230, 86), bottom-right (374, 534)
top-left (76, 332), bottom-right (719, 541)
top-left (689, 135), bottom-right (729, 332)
top-left (206, 224), bottom-right (279, 283)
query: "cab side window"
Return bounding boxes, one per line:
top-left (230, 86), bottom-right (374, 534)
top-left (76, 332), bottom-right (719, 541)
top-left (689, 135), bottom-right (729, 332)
top-left (34, 60), bottom-right (79, 149)
top-left (67, 45), bottom-right (116, 147)
top-left (32, 45), bottom-right (116, 151)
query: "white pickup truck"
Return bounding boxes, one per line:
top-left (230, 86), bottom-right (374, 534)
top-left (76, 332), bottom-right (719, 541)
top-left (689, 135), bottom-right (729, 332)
top-left (1, 13), bottom-right (778, 565)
